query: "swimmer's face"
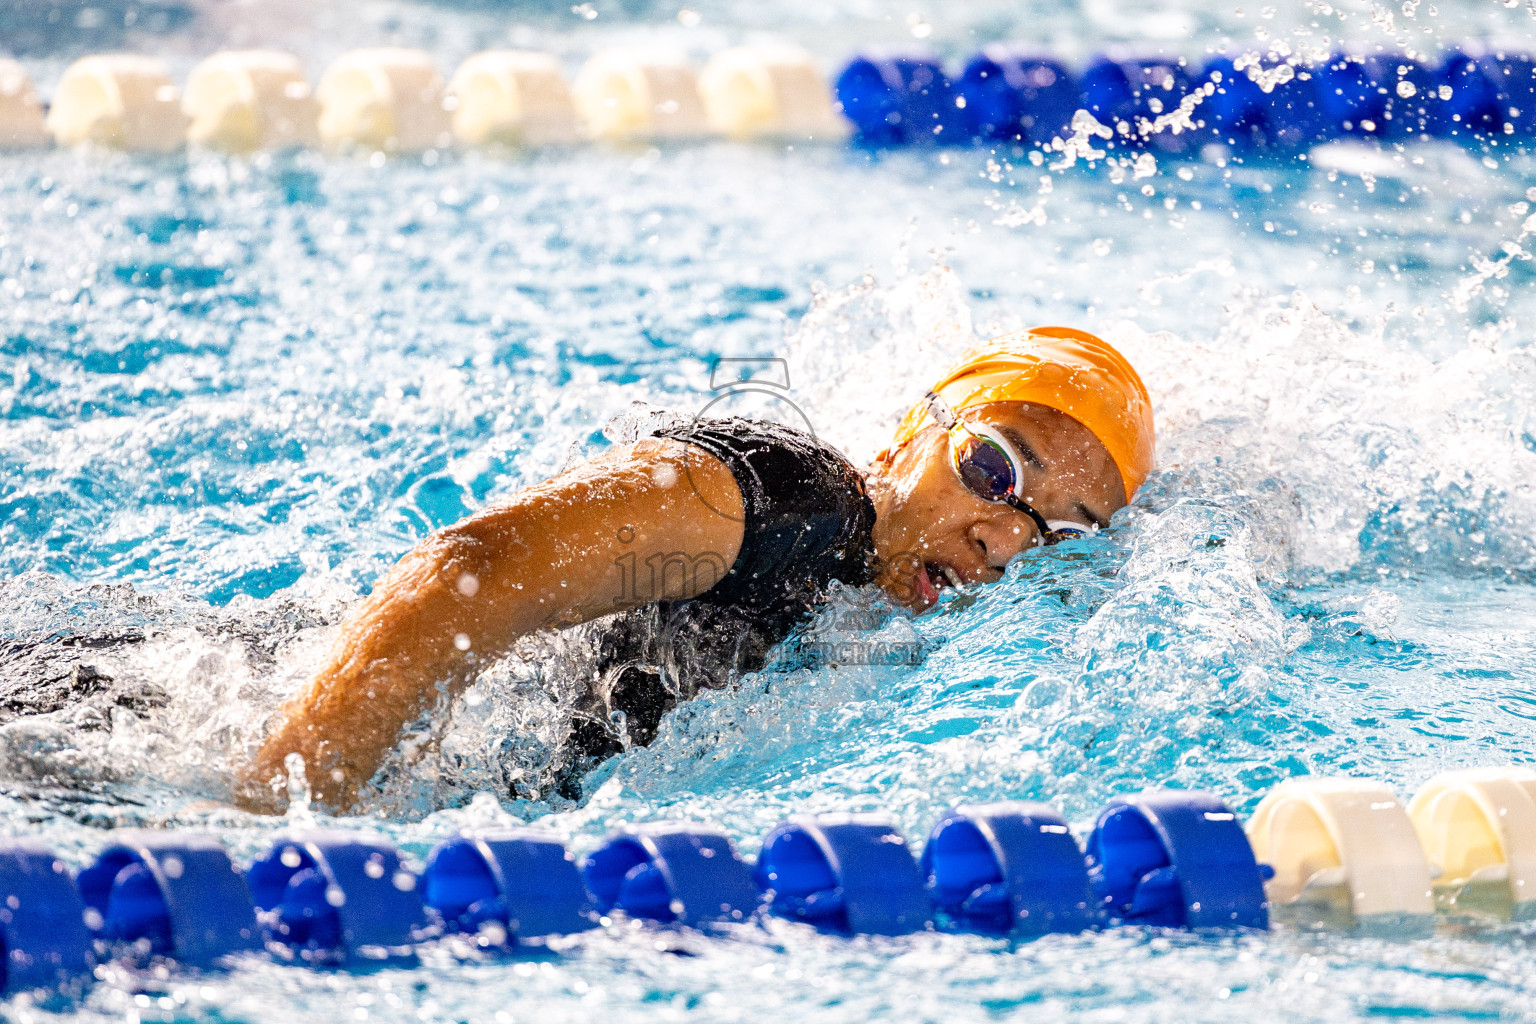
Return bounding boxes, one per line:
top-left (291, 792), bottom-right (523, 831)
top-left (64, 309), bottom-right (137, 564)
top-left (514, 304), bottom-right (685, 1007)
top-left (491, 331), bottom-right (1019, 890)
top-left (866, 401), bottom-right (1126, 612)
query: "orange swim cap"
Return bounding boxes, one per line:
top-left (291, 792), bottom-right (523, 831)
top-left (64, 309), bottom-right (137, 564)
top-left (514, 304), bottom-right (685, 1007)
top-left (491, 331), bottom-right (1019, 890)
top-left (891, 327), bottom-right (1155, 503)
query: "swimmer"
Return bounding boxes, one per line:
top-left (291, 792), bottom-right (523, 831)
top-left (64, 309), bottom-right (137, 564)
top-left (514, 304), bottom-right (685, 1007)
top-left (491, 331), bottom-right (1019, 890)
top-left (241, 328), bottom-right (1154, 812)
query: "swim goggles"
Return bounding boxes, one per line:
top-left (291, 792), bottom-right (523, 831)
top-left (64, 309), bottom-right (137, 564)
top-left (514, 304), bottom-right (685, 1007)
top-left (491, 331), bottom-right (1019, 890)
top-left (923, 391), bottom-right (1095, 547)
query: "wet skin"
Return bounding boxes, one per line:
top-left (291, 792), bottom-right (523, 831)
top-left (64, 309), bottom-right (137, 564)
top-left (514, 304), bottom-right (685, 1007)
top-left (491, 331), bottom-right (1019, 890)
top-left (241, 400), bottom-right (1127, 812)
top-left (866, 400), bottom-right (1127, 612)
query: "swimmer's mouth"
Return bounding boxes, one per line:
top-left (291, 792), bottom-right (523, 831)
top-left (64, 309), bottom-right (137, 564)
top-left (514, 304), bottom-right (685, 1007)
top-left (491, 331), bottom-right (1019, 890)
top-left (926, 562), bottom-right (963, 590)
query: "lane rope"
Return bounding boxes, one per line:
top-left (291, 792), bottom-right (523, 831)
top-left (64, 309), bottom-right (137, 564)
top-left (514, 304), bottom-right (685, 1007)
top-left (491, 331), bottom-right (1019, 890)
top-left (4, 767), bottom-right (1534, 992)
top-left (3, 45), bottom-right (1530, 155)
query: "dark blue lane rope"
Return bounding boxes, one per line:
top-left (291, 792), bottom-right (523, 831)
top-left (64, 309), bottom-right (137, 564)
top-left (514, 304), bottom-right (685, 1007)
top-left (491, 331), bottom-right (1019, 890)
top-left (834, 47), bottom-right (1535, 152)
top-left (0, 788), bottom-right (1268, 992)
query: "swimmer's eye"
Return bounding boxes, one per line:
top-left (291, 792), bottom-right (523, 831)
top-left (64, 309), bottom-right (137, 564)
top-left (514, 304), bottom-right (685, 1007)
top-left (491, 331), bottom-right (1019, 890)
top-left (928, 391), bottom-right (1100, 549)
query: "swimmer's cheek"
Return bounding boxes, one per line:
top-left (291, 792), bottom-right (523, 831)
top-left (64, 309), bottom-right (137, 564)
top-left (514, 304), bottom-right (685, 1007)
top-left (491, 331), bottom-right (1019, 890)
top-left (876, 552), bottom-right (924, 610)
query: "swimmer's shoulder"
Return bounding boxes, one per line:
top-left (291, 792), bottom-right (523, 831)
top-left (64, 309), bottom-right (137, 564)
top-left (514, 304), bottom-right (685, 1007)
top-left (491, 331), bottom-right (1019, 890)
top-left (649, 416), bottom-right (877, 594)
top-left (649, 416), bottom-right (864, 486)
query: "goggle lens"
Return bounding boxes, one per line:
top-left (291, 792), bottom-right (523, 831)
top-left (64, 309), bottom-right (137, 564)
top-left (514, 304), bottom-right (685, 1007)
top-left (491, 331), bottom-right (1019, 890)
top-left (1042, 524), bottom-right (1089, 545)
top-left (952, 435), bottom-right (1016, 502)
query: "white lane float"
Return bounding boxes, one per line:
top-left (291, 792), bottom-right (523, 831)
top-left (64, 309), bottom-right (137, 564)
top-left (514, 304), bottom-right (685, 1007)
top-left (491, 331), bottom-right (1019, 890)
top-left (698, 44), bottom-right (847, 142)
top-left (46, 54), bottom-right (188, 152)
top-left (0, 60), bottom-right (49, 148)
top-left (316, 48), bottom-right (451, 154)
top-left (448, 51), bottom-right (579, 147)
top-left (1247, 777), bottom-right (1435, 930)
top-left (183, 51), bottom-right (318, 152)
top-left (1408, 766), bottom-right (1536, 920)
top-left (571, 49), bottom-right (709, 141)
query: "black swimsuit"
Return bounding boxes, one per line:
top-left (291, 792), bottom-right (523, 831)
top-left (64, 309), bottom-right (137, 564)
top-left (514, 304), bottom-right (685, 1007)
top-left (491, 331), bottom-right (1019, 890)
top-left (562, 418), bottom-right (877, 785)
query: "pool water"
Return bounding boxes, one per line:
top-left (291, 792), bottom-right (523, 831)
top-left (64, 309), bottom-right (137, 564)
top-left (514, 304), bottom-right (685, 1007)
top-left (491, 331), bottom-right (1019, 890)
top-left (5, 0), bottom-right (1536, 1019)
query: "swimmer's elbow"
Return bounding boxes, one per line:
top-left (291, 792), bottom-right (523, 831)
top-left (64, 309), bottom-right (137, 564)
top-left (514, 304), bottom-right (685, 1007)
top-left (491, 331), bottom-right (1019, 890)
top-left (399, 517), bottom-right (538, 604)
top-left (418, 525), bottom-right (482, 567)
top-left (415, 518), bottom-right (510, 574)
top-left (366, 528), bottom-right (492, 609)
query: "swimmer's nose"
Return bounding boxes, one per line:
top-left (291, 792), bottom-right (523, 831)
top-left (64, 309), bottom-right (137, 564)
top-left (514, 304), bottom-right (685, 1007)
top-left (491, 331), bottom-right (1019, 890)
top-left (968, 517), bottom-right (1037, 576)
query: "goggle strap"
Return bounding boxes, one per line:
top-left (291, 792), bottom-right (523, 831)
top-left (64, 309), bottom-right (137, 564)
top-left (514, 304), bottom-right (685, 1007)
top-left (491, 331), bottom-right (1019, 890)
top-left (1003, 494), bottom-right (1053, 546)
top-left (923, 391), bottom-right (958, 431)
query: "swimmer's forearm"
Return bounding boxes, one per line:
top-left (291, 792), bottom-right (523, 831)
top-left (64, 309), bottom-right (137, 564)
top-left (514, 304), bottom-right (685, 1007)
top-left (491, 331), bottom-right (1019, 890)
top-left (245, 439), bottom-right (744, 811)
top-left (250, 535), bottom-right (507, 800)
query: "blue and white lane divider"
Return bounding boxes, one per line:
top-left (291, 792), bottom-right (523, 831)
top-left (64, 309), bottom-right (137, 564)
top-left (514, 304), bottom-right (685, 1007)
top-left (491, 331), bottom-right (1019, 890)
top-left (17, 43), bottom-right (1536, 155)
top-left (6, 771), bottom-right (1536, 994)
top-left (834, 46), bottom-right (1536, 151)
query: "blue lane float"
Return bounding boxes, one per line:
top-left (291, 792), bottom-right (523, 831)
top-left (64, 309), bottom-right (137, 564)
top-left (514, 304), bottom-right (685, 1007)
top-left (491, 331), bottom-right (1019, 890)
top-left (1198, 57), bottom-right (1336, 151)
top-left (955, 46), bottom-right (1078, 147)
top-left (1197, 56), bottom-right (1276, 150)
top-left (246, 832), bottom-right (429, 959)
top-left (423, 829), bottom-right (594, 941)
top-left (1381, 56), bottom-right (1439, 139)
top-left (922, 801), bottom-right (1094, 936)
top-left (834, 52), bottom-right (962, 147)
top-left (1487, 51), bottom-right (1536, 137)
top-left (1086, 790), bottom-right (1269, 929)
top-left (0, 842), bottom-right (94, 993)
top-left (77, 833), bottom-right (259, 963)
top-left (1078, 51), bottom-right (1197, 154)
top-left (1430, 50), bottom-right (1505, 139)
top-left (582, 824), bottom-right (757, 926)
top-left (1307, 54), bottom-right (1392, 139)
top-left (755, 813), bottom-right (932, 935)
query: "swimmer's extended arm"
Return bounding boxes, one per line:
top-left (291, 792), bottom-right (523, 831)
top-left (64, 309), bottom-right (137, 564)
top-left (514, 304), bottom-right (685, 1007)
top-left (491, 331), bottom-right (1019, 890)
top-left (239, 438), bottom-right (744, 813)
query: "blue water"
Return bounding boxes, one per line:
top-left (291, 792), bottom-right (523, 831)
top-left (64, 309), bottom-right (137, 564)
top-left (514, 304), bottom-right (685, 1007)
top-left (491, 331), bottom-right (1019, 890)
top-left (5, 0), bottom-right (1536, 1019)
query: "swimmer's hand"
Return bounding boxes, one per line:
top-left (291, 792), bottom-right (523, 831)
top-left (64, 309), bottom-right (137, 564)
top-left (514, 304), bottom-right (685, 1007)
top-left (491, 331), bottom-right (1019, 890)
top-left (236, 439), bottom-right (745, 814)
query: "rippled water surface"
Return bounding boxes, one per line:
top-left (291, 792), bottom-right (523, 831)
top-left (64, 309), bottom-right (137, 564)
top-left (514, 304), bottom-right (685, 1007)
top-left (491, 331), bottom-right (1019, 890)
top-left (5, 0), bottom-right (1536, 1020)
